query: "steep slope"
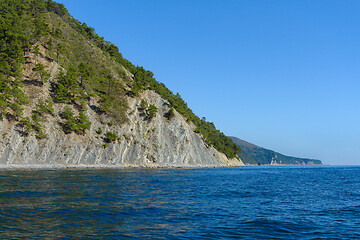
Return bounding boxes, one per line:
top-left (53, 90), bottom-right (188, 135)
top-left (230, 137), bottom-right (322, 165)
top-left (0, 89), bottom-right (242, 168)
top-left (0, 0), bottom-right (243, 168)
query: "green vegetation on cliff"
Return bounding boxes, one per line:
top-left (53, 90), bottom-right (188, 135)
top-left (0, 0), bottom-right (240, 158)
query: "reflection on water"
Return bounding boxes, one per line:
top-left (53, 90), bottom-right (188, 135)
top-left (0, 167), bottom-right (360, 239)
top-left (0, 169), bottom-right (199, 238)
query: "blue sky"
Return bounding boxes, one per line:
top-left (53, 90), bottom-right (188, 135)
top-left (56, 0), bottom-right (360, 165)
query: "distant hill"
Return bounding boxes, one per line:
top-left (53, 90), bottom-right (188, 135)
top-left (230, 137), bottom-right (322, 165)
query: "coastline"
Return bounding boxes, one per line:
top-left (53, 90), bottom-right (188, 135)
top-left (0, 164), bottom-right (245, 170)
top-left (0, 163), bottom-right (327, 170)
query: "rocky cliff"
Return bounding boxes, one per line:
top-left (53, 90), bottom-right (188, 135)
top-left (0, 86), bottom-right (243, 168)
top-left (0, 1), bottom-right (244, 168)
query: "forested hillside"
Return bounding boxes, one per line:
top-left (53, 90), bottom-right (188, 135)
top-left (0, 0), bottom-right (240, 159)
top-left (230, 137), bottom-right (322, 165)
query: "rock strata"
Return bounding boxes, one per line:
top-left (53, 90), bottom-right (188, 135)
top-left (0, 91), bottom-right (244, 168)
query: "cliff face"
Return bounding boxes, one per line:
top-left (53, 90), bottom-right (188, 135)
top-left (0, 4), bottom-right (244, 168)
top-left (0, 89), bottom-right (243, 168)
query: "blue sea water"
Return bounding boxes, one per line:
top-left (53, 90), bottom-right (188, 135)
top-left (0, 166), bottom-right (359, 239)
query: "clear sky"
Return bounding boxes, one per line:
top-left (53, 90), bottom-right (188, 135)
top-left (56, 0), bottom-right (360, 165)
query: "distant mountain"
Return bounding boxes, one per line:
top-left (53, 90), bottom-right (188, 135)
top-left (230, 137), bottom-right (322, 165)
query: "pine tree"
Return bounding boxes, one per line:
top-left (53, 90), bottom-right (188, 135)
top-left (75, 111), bottom-right (91, 135)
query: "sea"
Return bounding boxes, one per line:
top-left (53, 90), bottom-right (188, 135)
top-left (0, 165), bottom-right (359, 239)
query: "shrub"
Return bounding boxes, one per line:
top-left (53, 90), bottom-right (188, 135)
top-left (105, 131), bottom-right (118, 142)
top-left (165, 107), bottom-right (174, 120)
top-left (32, 111), bottom-right (43, 125)
top-left (139, 99), bottom-right (148, 111)
top-left (35, 126), bottom-right (46, 139)
top-left (96, 127), bottom-right (102, 134)
top-left (145, 104), bottom-right (157, 120)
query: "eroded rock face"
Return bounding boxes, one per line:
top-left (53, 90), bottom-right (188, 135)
top-left (0, 91), bottom-right (244, 168)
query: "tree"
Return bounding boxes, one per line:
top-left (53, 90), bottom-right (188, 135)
top-left (78, 62), bottom-right (89, 90)
top-left (55, 70), bottom-right (81, 103)
top-left (61, 107), bottom-right (76, 133)
top-left (61, 106), bottom-right (74, 120)
top-left (11, 102), bottom-right (23, 120)
top-left (165, 107), bottom-right (174, 120)
top-left (54, 82), bottom-right (68, 102)
top-left (0, 75), bottom-right (11, 118)
top-left (63, 117), bottom-right (76, 133)
top-left (36, 98), bottom-right (54, 116)
top-left (20, 116), bottom-right (33, 133)
top-left (56, 43), bottom-right (64, 62)
top-left (31, 110), bottom-right (46, 139)
top-left (46, 38), bottom-right (53, 50)
top-left (33, 45), bottom-right (40, 64)
top-left (44, 98), bottom-right (55, 115)
top-left (51, 27), bottom-right (62, 38)
top-left (61, 107), bottom-right (91, 135)
top-left (32, 63), bottom-right (50, 82)
top-left (0, 99), bottom-right (7, 119)
top-left (75, 111), bottom-right (91, 135)
top-left (99, 70), bottom-right (115, 96)
top-left (145, 104), bottom-right (157, 120)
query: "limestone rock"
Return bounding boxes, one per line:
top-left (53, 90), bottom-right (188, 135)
top-left (0, 90), bottom-right (244, 168)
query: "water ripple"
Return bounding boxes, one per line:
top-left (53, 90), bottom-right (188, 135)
top-left (0, 166), bottom-right (359, 239)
